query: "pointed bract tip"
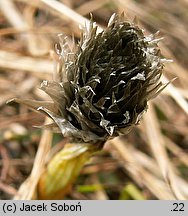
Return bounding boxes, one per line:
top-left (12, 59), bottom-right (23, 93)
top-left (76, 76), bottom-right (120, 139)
top-left (6, 98), bottom-right (18, 105)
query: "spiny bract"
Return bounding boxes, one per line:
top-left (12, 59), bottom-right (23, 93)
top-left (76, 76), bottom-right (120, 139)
top-left (11, 14), bottom-right (166, 143)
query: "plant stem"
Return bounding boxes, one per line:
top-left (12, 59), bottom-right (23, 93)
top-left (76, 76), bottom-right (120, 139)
top-left (37, 142), bottom-right (104, 199)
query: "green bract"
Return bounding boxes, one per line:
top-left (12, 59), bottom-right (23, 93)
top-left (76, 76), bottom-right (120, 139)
top-left (10, 14), bottom-right (166, 143)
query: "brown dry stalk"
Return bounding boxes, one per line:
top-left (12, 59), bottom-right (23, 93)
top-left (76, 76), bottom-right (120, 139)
top-left (14, 119), bottom-right (52, 200)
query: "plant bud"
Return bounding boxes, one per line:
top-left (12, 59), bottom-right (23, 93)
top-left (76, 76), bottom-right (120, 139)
top-left (10, 14), bottom-right (166, 143)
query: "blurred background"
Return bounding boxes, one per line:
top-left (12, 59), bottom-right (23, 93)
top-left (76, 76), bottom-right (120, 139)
top-left (0, 0), bottom-right (188, 200)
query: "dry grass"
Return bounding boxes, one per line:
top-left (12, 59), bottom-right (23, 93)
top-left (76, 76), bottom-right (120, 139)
top-left (0, 0), bottom-right (188, 200)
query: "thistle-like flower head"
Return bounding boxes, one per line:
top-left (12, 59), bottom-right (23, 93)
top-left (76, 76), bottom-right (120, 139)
top-left (10, 14), bottom-right (166, 143)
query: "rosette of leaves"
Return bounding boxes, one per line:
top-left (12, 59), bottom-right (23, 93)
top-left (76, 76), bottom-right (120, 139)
top-left (9, 14), bottom-right (167, 199)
